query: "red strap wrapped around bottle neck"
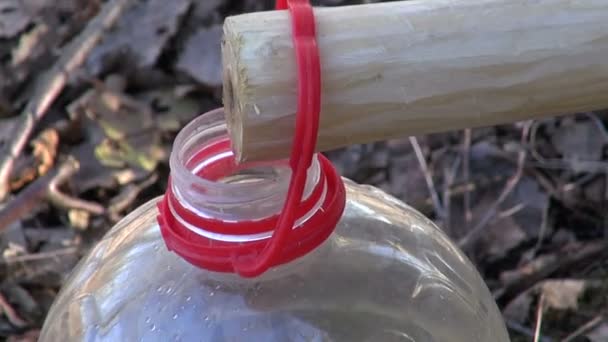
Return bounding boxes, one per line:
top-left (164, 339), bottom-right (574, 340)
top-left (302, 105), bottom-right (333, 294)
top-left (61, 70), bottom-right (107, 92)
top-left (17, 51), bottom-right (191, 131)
top-left (157, 0), bottom-right (345, 278)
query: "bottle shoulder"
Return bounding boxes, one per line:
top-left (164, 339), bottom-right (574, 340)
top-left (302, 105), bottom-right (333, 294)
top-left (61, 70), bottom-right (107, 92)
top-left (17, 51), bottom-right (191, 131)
top-left (40, 186), bottom-right (509, 342)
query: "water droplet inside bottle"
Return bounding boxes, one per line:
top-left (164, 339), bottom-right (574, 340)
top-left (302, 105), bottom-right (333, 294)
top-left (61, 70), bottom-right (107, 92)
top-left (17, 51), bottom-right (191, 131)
top-left (203, 315), bottom-right (210, 321)
top-left (150, 324), bottom-right (156, 332)
top-left (209, 291), bottom-right (215, 297)
top-left (186, 296), bottom-right (191, 302)
top-left (173, 313), bottom-right (178, 319)
top-left (154, 245), bottom-right (160, 251)
top-left (145, 316), bottom-right (151, 323)
top-left (166, 286), bottom-right (173, 294)
top-left (156, 286), bottom-right (163, 293)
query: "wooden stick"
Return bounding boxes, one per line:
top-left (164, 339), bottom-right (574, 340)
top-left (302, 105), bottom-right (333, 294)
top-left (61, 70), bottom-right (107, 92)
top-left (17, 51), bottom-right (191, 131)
top-left (222, 0), bottom-right (608, 162)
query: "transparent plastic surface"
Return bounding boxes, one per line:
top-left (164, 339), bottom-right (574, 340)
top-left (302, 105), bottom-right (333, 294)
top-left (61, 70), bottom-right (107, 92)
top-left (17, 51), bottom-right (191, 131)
top-left (39, 180), bottom-right (509, 342)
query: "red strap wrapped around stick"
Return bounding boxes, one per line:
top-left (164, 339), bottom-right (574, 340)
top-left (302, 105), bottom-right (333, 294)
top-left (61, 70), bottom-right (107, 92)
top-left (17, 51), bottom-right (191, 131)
top-left (232, 0), bottom-right (324, 277)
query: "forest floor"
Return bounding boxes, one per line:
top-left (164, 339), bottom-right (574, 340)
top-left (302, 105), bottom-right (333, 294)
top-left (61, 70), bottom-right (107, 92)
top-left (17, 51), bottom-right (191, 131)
top-left (1, 1), bottom-right (607, 341)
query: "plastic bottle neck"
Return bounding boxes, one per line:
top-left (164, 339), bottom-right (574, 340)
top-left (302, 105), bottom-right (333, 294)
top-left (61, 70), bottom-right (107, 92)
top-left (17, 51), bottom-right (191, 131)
top-left (167, 108), bottom-right (325, 242)
top-left (157, 108), bottom-right (346, 276)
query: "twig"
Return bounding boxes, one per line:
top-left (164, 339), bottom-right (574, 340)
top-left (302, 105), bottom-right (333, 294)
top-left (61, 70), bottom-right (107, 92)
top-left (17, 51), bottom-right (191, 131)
top-left (528, 166), bottom-right (602, 226)
top-left (525, 159), bottom-right (608, 172)
top-left (48, 190), bottom-right (105, 214)
top-left (2, 247), bottom-right (80, 264)
top-left (561, 314), bottom-right (604, 342)
top-left (529, 119), bottom-right (608, 172)
top-left (458, 121), bottom-right (531, 250)
top-left (605, 171), bottom-right (608, 238)
top-left (496, 240), bottom-right (608, 306)
top-left (531, 199), bottom-right (551, 258)
top-left (409, 136), bottom-right (444, 219)
top-left (584, 112), bottom-right (608, 143)
top-left (534, 292), bottom-right (546, 342)
top-left (6, 329), bottom-right (40, 342)
top-left (0, 0), bottom-right (135, 201)
top-left (498, 202), bottom-right (525, 218)
top-left (507, 320), bottom-right (554, 342)
top-left (0, 158), bottom-right (104, 232)
top-left (108, 172), bottom-right (159, 221)
top-left (0, 291), bottom-right (27, 328)
top-left (438, 174), bottom-right (509, 199)
top-left (442, 156), bottom-right (461, 235)
top-left (463, 128), bottom-right (472, 224)
top-left (47, 160), bottom-right (104, 215)
top-left (0, 169), bottom-right (62, 232)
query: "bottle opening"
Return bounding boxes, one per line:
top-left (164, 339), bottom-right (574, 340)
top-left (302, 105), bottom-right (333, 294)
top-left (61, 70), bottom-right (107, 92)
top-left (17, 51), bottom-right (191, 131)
top-left (157, 108), bottom-right (346, 275)
top-left (168, 108), bottom-right (324, 230)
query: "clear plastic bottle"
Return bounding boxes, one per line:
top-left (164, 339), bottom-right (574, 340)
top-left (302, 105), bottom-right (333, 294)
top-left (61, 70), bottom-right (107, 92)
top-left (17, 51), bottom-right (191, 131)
top-left (39, 109), bottom-right (509, 341)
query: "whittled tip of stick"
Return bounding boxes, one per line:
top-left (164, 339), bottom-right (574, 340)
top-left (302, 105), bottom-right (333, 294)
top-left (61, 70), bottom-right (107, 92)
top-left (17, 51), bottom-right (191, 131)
top-left (222, 18), bottom-right (245, 163)
top-left (222, 13), bottom-right (301, 163)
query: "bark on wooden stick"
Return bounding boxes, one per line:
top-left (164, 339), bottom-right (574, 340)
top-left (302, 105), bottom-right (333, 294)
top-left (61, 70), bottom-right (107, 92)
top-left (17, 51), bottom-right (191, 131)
top-left (222, 0), bottom-right (608, 162)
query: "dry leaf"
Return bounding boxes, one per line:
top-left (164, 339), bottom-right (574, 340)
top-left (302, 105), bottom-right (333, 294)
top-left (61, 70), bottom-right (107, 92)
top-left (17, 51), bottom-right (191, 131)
top-left (31, 128), bottom-right (59, 176)
top-left (68, 209), bottom-right (90, 231)
top-left (0, 0), bottom-right (31, 38)
top-left (23, 227), bottom-right (76, 247)
top-left (67, 114), bottom-right (151, 193)
top-left (0, 0), bottom-right (73, 38)
top-left (0, 221), bottom-right (27, 259)
top-left (176, 25), bottom-right (223, 87)
top-left (552, 120), bottom-right (607, 173)
top-left (472, 188), bottom-right (527, 258)
top-left (67, 76), bottom-right (163, 190)
top-left (508, 176), bottom-right (549, 239)
top-left (0, 117), bottom-right (19, 146)
top-left (503, 287), bottom-right (534, 323)
top-left (1, 284), bottom-right (39, 320)
top-left (587, 323), bottom-right (608, 342)
top-left (458, 140), bottom-right (548, 256)
top-left (7, 329), bottom-right (40, 342)
top-left (137, 87), bottom-right (205, 132)
top-left (540, 279), bottom-right (587, 311)
top-left (10, 23), bottom-right (50, 67)
top-left (86, 0), bottom-right (192, 74)
top-left (470, 141), bottom-right (514, 179)
top-left (389, 154), bottom-right (428, 205)
top-left (504, 278), bottom-right (598, 327)
top-left (68, 134), bottom-right (120, 192)
top-left (190, 0), bottom-right (224, 20)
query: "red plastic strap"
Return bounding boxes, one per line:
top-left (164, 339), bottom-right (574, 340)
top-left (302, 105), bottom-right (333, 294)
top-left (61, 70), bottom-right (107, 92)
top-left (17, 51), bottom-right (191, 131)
top-left (231, 0), bottom-right (322, 277)
top-left (276, 0), bottom-right (287, 10)
top-left (157, 0), bottom-right (342, 278)
top-left (157, 155), bottom-right (344, 273)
